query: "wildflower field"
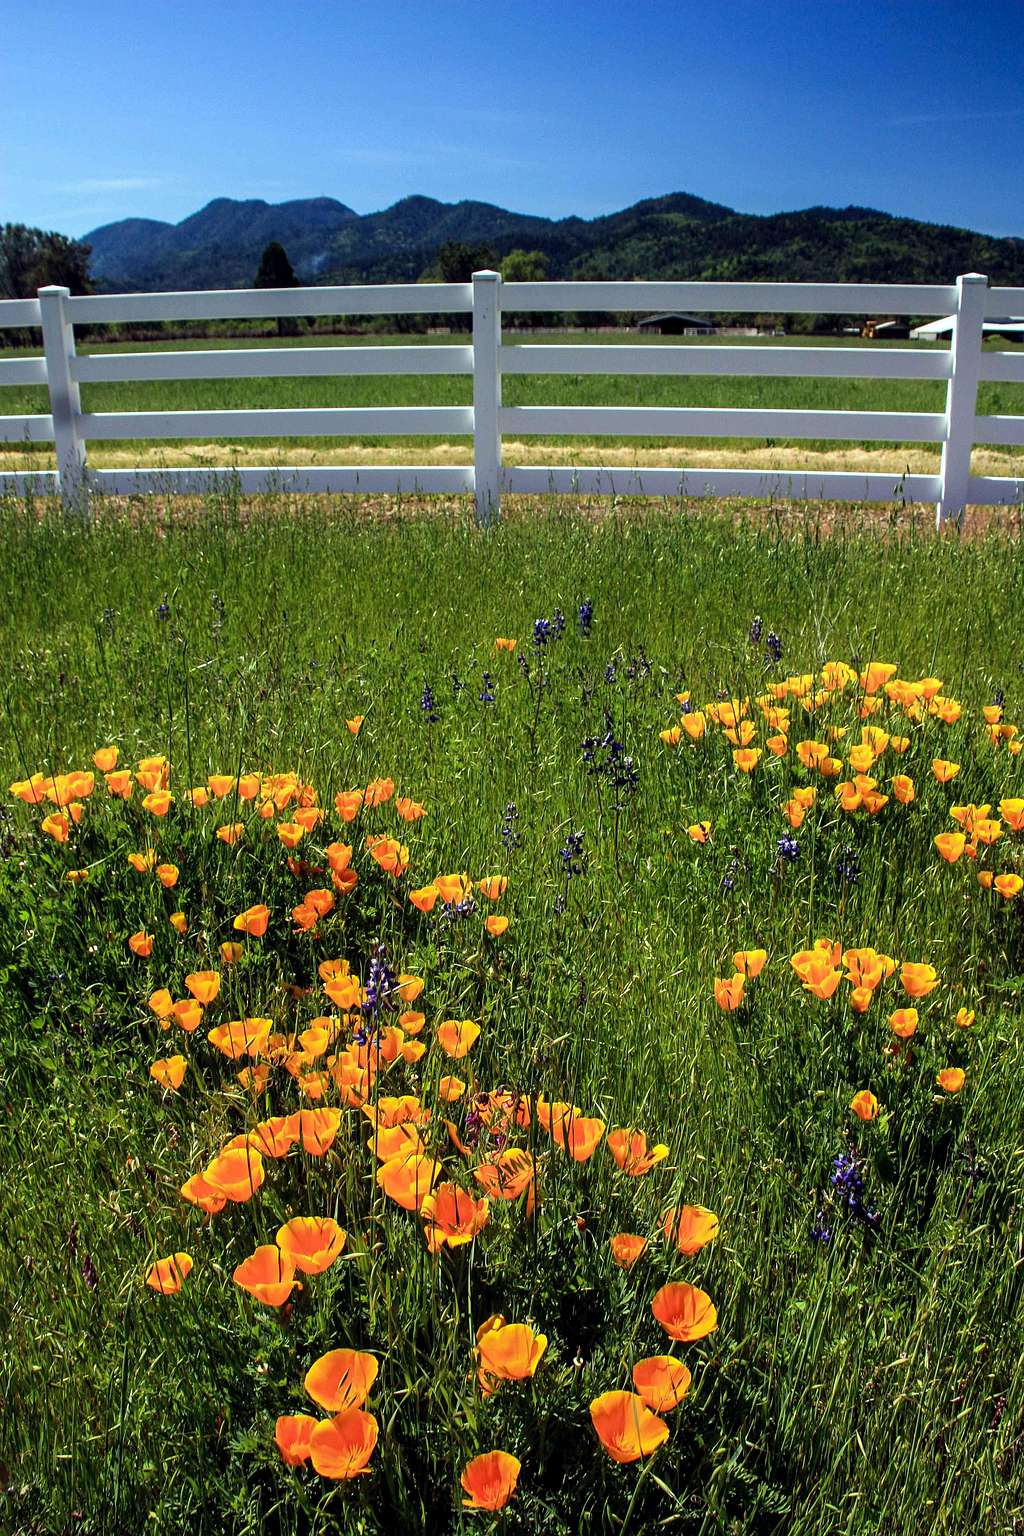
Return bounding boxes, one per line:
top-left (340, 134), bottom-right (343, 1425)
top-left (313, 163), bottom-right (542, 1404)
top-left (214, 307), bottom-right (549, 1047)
top-left (3, 493), bottom-right (1024, 1535)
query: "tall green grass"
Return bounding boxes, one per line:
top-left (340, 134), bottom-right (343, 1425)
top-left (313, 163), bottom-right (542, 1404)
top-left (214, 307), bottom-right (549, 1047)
top-left (1, 497), bottom-right (1024, 1535)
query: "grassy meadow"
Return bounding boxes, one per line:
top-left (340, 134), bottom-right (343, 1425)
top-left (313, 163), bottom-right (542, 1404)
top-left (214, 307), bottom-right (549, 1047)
top-left (2, 331), bottom-right (1023, 465)
top-left (3, 493), bottom-right (1024, 1535)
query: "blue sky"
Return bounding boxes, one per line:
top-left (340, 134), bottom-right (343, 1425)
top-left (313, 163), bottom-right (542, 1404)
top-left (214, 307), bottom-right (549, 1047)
top-left (3, 0), bottom-right (1022, 239)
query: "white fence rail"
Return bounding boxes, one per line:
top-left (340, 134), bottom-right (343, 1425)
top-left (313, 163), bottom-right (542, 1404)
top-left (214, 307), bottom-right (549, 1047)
top-left (0, 272), bottom-right (1022, 526)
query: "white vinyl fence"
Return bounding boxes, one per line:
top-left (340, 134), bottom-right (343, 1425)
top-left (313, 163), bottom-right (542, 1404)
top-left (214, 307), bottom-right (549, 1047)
top-left (1, 271), bottom-right (1023, 527)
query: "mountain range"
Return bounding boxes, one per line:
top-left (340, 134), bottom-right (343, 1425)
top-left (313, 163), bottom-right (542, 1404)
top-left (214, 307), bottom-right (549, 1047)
top-left (83, 192), bottom-right (1024, 293)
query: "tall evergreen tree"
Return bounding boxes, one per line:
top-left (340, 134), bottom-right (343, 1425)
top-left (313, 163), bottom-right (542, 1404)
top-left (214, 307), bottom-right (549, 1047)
top-left (254, 241), bottom-right (301, 334)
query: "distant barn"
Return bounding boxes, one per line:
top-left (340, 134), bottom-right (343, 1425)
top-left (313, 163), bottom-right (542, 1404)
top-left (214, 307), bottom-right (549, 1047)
top-left (911, 316), bottom-right (1024, 343)
top-left (637, 312), bottom-right (716, 335)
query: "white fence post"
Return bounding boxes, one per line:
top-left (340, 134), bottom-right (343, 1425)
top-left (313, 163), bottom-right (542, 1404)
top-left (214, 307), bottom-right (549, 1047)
top-left (937, 272), bottom-right (987, 528)
top-left (38, 285), bottom-right (87, 513)
top-left (472, 269), bottom-right (502, 525)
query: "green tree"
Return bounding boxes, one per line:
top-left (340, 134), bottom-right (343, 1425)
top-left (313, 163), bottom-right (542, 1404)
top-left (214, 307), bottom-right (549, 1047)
top-left (500, 249), bottom-right (550, 328)
top-left (0, 224), bottom-right (93, 300)
top-left (254, 241), bottom-right (301, 336)
top-left (499, 248), bottom-right (548, 283)
top-left (436, 242), bottom-right (498, 283)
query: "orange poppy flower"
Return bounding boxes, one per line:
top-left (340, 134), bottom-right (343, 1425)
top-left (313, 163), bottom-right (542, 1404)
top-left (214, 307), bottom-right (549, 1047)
top-left (294, 806), bottom-right (324, 834)
top-left (377, 1151), bottom-right (442, 1211)
top-left (860, 662), bottom-right (898, 695)
top-left (66, 868), bottom-right (90, 884)
top-left (395, 796), bottom-right (426, 821)
top-left (309, 1409), bottom-right (378, 1479)
top-left (150, 1055), bottom-right (186, 1090)
top-left (999, 797), bottom-right (1024, 831)
top-left (609, 1233), bottom-right (648, 1268)
top-left (232, 1245), bottom-right (297, 1306)
top-left (632, 1356), bottom-right (692, 1412)
top-left (681, 711), bottom-right (706, 741)
top-left (732, 748), bottom-right (762, 773)
top-left (437, 1019), bottom-right (480, 1058)
top-left (171, 998), bottom-right (204, 1033)
top-left (185, 970), bottom-right (221, 1004)
top-left (937, 1067), bottom-right (965, 1093)
top-left (849, 986), bottom-right (872, 1014)
top-left (364, 776), bottom-right (395, 808)
top-left (93, 746), bottom-right (118, 773)
top-left (237, 1063), bottom-right (270, 1094)
top-left (485, 915), bottom-right (510, 937)
top-left (660, 725), bottom-right (682, 747)
top-left (421, 1183), bottom-right (490, 1251)
top-left (935, 832), bottom-right (966, 864)
top-left (346, 715), bottom-right (364, 735)
top-left (168, 913), bottom-right (187, 940)
top-left (956, 1007), bottom-right (976, 1029)
top-left (799, 956), bottom-right (842, 1001)
top-left (889, 1008), bottom-right (919, 1039)
top-left (102, 769), bottom-right (133, 800)
top-left (208, 1017), bottom-right (271, 1060)
top-left (292, 902), bottom-right (318, 932)
top-left (149, 992), bottom-right (174, 1023)
top-left (661, 1204), bottom-right (719, 1255)
top-left (248, 1115), bottom-right (298, 1158)
top-left (473, 1148), bottom-right (535, 1202)
top-left (153, 863), bottom-right (179, 889)
top-left (216, 822), bottom-right (244, 845)
top-left (651, 1281), bottom-right (718, 1342)
top-left (233, 904), bottom-right (269, 937)
top-left (145, 1252), bottom-right (193, 1294)
top-left (590, 1391), bottom-right (669, 1463)
top-left (891, 774), bottom-right (915, 804)
top-left (850, 1090), bottom-right (879, 1121)
top-left (477, 875), bottom-right (508, 901)
top-left (276, 821), bottom-right (305, 849)
top-left (275, 1414), bottom-right (318, 1467)
top-left (713, 974), bottom-right (745, 1012)
top-left (477, 1322), bottom-right (547, 1384)
top-left (129, 931), bottom-right (154, 958)
top-left (687, 820), bottom-right (712, 843)
top-left (733, 948), bottom-right (767, 978)
top-left (460, 1449), bottom-right (521, 1511)
top-left (304, 1348), bottom-right (378, 1412)
top-left (995, 873), bottom-right (1024, 899)
top-left (437, 1074), bottom-right (465, 1101)
top-left (294, 1107), bottom-right (342, 1157)
top-left (179, 1171), bottom-right (227, 1214)
top-left (494, 637), bottom-right (518, 651)
top-left (41, 813), bottom-right (70, 843)
top-left (205, 1146), bottom-right (265, 1202)
top-left (275, 1215), bottom-right (347, 1276)
top-left (142, 790), bottom-right (173, 817)
top-left (606, 1128), bottom-right (669, 1176)
top-left (901, 962), bottom-right (938, 999)
top-left (334, 789), bottom-right (364, 822)
top-left (366, 1122), bottom-right (425, 1162)
top-left (932, 759), bottom-right (960, 784)
top-left (366, 834), bottom-right (409, 877)
top-left (435, 872), bottom-right (472, 905)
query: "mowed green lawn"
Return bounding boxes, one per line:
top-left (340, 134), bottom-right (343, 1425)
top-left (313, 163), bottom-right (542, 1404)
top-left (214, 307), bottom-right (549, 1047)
top-left (2, 331), bottom-right (1022, 458)
top-left (2, 499), bottom-right (1024, 1535)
